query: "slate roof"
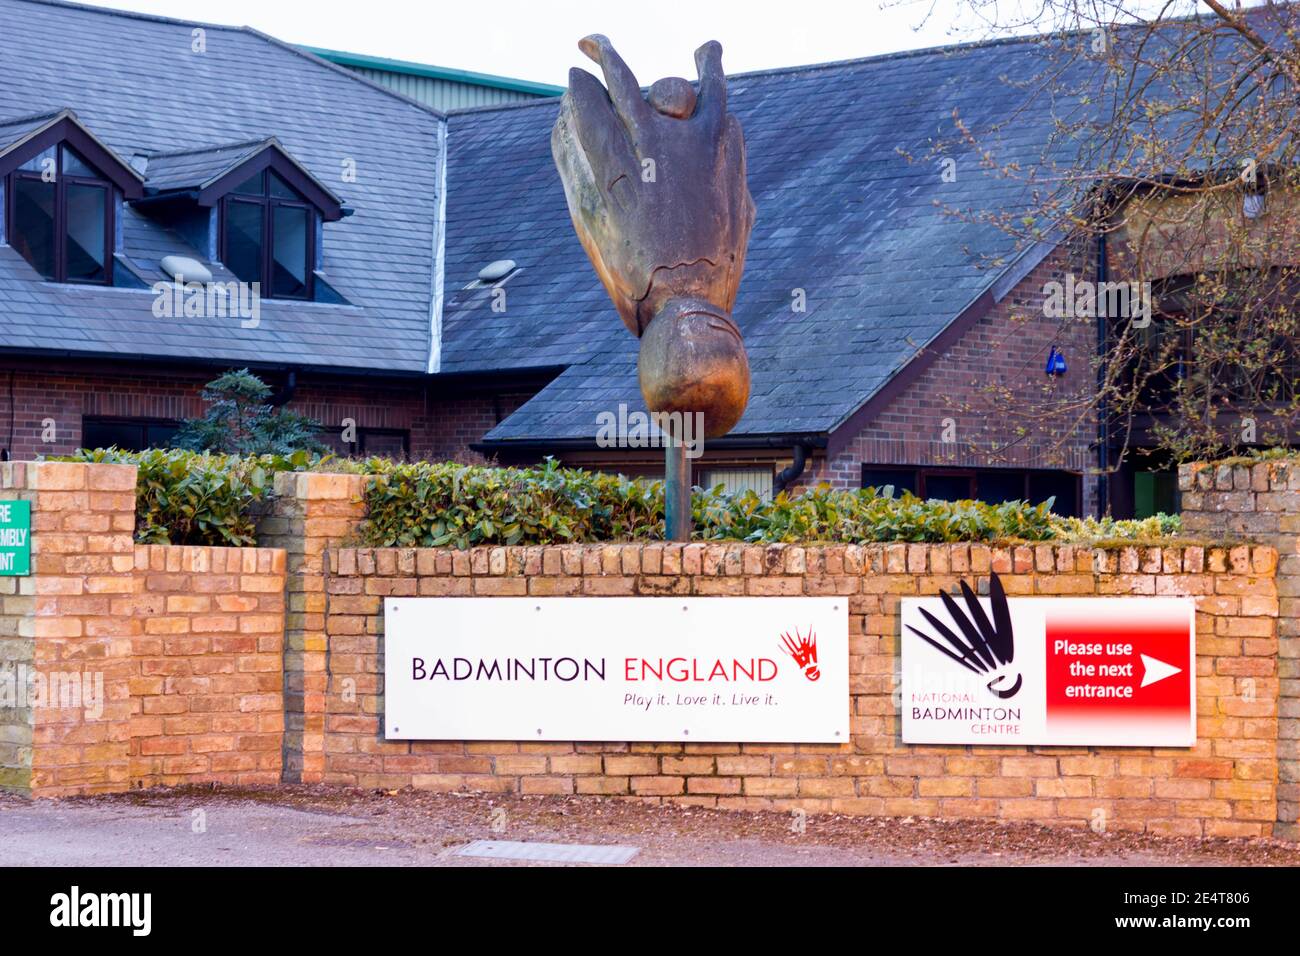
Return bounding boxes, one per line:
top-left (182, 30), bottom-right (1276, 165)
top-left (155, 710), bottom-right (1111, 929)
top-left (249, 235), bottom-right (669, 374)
top-left (443, 38), bottom-right (1099, 443)
top-left (141, 139), bottom-right (270, 193)
top-left (0, 0), bottom-right (1105, 443)
top-left (0, 109), bottom-right (65, 155)
top-left (0, 0), bottom-right (442, 373)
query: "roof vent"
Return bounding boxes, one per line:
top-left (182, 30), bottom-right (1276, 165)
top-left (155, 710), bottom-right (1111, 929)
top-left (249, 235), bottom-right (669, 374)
top-left (160, 255), bottom-right (213, 285)
top-left (478, 259), bottom-right (517, 282)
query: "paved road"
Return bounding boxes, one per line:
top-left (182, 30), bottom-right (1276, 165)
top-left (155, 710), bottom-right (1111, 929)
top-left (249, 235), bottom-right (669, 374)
top-left (2, 788), bottom-right (1297, 866)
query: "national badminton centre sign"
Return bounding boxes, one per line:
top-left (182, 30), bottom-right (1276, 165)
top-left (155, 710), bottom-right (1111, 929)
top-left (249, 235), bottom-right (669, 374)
top-left (901, 575), bottom-right (1196, 747)
top-left (384, 597), bottom-right (849, 743)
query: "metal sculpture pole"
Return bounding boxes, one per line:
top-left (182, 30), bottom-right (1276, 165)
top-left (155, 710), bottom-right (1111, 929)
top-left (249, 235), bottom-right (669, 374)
top-left (551, 35), bottom-right (756, 541)
top-left (664, 417), bottom-right (691, 542)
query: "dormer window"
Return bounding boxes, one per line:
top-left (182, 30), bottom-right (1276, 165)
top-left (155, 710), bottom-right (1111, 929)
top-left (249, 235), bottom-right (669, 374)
top-left (8, 144), bottom-right (111, 283)
top-left (0, 110), bottom-right (144, 286)
top-left (221, 169), bottom-right (314, 300)
top-left (134, 137), bottom-right (347, 303)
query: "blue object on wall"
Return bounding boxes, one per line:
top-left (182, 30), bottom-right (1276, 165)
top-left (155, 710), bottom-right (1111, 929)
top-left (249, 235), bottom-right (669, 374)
top-left (1045, 346), bottom-right (1067, 376)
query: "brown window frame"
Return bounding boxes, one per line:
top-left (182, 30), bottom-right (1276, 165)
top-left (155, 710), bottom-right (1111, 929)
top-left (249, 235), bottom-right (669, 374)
top-left (4, 143), bottom-right (115, 286)
top-left (217, 169), bottom-right (316, 301)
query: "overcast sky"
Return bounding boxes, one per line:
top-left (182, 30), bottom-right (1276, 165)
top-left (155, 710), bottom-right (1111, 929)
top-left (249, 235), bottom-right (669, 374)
top-left (70, 0), bottom-right (1037, 86)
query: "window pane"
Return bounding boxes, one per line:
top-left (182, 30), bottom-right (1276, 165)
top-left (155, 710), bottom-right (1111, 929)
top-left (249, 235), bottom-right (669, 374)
top-left (976, 470), bottom-right (1027, 504)
top-left (593, 464), bottom-right (661, 480)
top-left (1028, 471), bottom-right (1080, 517)
top-left (923, 474), bottom-right (972, 501)
top-left (65, 182), bottom-right (107, 282)
top-left (272, 205), bottom-right (309, 298)
top-left (224, 200), bottom-right (264, 285)
top-left (1133, 471), bottom-right (1177, 519)
top-left (701, 468), bottom-right (773, 500)
top-left (61, 145), bottom-right (97, 178)
top-left (316, 429), bottom-right (350, 456)
top-left (82, 418), bottom-right (180, 452)
top-left (144, 423), bottom-right (180, 449)
top-left (231, 170), bottom-right (264, 195)
top-left (11, 176), bottom-right (56, 277)
top-left (360, 430), bottom-right (409, 458)
top-left (862, 467), bottom-right (916, 497)
top-left (269, 171), bottom-right (302, 200)
top-left (81, 419), bottom-right (145, 451)
top-left (18, 145), bottom-right (54, 174)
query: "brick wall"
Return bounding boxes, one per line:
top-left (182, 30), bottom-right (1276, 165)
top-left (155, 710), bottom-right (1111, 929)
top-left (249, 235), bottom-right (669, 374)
top-left (2, 457), bottom-right (1293, 839)
top-left (0, 462), bottom-right (286, 796)
top-left (322, 540), bottom-right (1284, 837)
top-left (428, 392), bottom-right (535, 462)
top-left (128, 545), bottom-right (285, 789)
top-left (0, 358), bottom-right (540, 463)
top-left (1181, 458), bottom-right (1300, 838)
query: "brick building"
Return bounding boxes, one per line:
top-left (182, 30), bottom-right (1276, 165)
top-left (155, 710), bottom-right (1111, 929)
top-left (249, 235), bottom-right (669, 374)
top-left (1, 0), bottom-right (1148, 516)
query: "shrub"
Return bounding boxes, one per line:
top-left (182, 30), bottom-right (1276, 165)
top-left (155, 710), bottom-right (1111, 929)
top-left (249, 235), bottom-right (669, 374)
top-left (694, 484), bottom-right (1059, 544)
top-left (360, 460), bottom-right (1061, 547)
top-left (68, 447), bottom-right (318, 546)
top-left (1049, 512), bottom-right (1182, 542)
top-left (173, 369), bottom-right (328, 456)
top-left (362, 458), bottom-right (664, 548)
top-left (62, 451), bottom-right (1184, 549)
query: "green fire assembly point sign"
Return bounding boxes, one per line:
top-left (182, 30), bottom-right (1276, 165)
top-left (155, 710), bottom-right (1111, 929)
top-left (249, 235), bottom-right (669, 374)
top-left (0, 500), bottom-right (31, 576)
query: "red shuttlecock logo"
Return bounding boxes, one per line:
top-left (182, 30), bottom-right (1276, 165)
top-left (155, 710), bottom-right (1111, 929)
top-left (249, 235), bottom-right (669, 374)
top-left (780, 628), bottom-right (820, 681)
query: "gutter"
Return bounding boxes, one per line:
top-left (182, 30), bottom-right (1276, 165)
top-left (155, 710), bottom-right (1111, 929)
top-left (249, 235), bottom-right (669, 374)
top-left (0, 347), bottom-right (430, 381)
top-left (266, 370), bottom-right (297, 407)
top-left (471, 432), bottom-right (829, 456)
top-left (0, 349), bottom-right (566, 392)
top-left (1096, 230), bottom-right (1110, 517)
top-left (299, 46), bottom-right (565, 98)
top-left (130, 189), bottom-right (201, 206)
top-left (427, 119), bottom-right (448, 374)
top-left (773, 441), bottom-right (812, 495)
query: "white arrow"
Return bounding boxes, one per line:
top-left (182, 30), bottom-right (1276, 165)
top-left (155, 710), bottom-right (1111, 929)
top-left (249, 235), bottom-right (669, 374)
top-left (1140, 654), bottom-right (1181, 688)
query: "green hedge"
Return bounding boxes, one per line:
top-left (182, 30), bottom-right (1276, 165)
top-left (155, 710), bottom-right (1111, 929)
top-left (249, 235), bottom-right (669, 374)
top-left (1050, 513), bottom-right (1182, 542)
top-left (361, 458), bottom-right (1059, 547)
top-left (62, 450), bottom-right (1181, 548)
top-left (362, 458), bottom-right (663, 547)
top-left (68, 448), bottom-right (317, 546)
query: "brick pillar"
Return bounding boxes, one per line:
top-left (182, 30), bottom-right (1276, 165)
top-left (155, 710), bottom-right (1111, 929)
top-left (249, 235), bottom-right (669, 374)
top-left (0, 461), bottom-right (138, 796)
top-left (1181, 459), bottom-right (1298, 839)
top-left (259, 472), bottom-right (371, 784)
top-left (0, 463), bottom-right (36, 791)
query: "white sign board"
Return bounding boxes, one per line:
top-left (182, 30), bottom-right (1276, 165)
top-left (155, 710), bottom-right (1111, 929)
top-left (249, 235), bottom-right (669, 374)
top-left (384, 597), bottom-right (849, 743)
top-left (902, 578), bottom-right (1196, 747)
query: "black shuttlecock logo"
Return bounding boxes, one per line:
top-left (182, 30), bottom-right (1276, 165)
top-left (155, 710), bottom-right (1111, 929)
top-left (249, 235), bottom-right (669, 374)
top-left (908, 572), bottom-right (1022, 699)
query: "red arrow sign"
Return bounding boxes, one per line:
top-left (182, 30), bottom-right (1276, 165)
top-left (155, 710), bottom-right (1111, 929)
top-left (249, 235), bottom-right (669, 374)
top-left (1045, 603), bottom-right (1193, 736)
